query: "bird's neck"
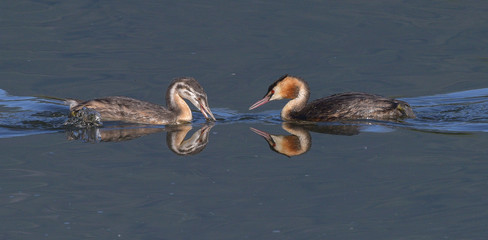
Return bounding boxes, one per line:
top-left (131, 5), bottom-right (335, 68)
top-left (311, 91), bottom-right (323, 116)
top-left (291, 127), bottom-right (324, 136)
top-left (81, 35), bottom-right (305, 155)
top-left (281, 81), bottom-right (310, 121)
top-left (276, 123), bottom-right (312, 156)
top-left (167, 125), bottom-right (192, 154)
top-left (166, 86), bottom-right (192, 123)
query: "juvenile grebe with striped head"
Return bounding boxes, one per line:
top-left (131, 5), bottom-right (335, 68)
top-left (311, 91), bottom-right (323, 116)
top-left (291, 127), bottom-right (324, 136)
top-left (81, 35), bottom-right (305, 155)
top-left (67, 77), bottom-right (215, 125)
top-left (249, 75), bottom-right (415, 122)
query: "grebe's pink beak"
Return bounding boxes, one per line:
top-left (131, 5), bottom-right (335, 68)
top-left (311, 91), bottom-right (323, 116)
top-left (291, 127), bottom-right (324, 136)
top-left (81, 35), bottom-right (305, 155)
top-left (198, 98), bottom-right (216, 121)
top-left (249, 96), bottom-right (271, 110)
top-left (250, 127), bottom-right (273, 142)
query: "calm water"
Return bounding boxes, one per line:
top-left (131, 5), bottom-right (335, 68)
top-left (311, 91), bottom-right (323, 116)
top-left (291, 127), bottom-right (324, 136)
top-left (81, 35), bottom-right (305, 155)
top-left (1, 0), bottom-right (488, 239)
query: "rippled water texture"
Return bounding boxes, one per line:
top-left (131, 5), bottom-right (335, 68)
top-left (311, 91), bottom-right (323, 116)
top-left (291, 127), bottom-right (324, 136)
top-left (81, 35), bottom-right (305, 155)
top-left (2, 0), bottom-right (488, 239)
top-left (405, 88), bottom-right (488, 132)
top-left (1, 87), bottom-right (487, 139)
top-left (0, 89), bottom-right (66, 138)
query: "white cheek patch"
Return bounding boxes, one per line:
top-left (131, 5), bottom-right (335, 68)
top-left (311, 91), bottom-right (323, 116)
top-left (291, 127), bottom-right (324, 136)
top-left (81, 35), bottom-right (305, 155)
top-left (270, 95), bottom-right (281, 100)
top-left (270, 85), bottom-right (283, 100)
top-left (271, 136), bottom-right (284, 152)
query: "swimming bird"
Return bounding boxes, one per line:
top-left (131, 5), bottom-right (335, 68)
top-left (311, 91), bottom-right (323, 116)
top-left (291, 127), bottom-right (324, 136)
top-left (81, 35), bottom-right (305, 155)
top-left (66, 77), bottom-right (215, 125)
top-left (249, 75), bottom-right (415, 122)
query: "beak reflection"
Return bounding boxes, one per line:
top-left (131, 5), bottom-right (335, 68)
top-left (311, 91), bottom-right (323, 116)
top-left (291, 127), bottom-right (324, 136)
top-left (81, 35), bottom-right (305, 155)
top-left (67, 123), bottom-right (214, 156)
top-left (250, 123), bottom-right (311, 157)
top-left (250, 122), bottom-right (367, 157)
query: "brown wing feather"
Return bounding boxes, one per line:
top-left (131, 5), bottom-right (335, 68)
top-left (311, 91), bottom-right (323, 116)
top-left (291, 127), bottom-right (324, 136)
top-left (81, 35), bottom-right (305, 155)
top-left (293, 92), bottom-right (414, 121)
top-left (70, 96), bottom-right (176, 124)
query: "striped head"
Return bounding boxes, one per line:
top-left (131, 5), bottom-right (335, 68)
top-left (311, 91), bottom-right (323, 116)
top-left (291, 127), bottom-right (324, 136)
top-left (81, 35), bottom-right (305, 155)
top-left (167, 77), bottom-right (216, 121)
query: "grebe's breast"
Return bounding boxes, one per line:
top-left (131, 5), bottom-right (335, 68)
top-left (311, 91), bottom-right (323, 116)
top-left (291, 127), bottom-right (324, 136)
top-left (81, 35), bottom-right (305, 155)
top-left (293, 92), bottom-right (415, 122)
top-left (70, 96), bottom-right (176, 125)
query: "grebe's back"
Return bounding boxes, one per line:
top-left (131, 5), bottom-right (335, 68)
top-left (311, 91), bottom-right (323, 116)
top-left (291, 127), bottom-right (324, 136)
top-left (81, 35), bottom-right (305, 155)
top-left (295, 92), bottom-right (415, 121)
top-left (67, 77), bottom-right (215, 125)
top-left (68, 96), bottom-right (177, 125)
top-left (249, 75), bottom-right (415, 122)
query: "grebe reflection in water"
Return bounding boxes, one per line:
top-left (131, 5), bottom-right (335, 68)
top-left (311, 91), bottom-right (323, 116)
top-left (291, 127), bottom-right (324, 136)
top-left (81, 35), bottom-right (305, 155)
top-left (66, 77), bottom-right (215, 125)
top-left (165, 124), bottom-right (214, 155)
top-left (249, 75), bottom-right (415, 122)
top-left (67, 123), bottom-right (214, 156)
top-left (250, 123), bottom-right (311, 157)
top-left (250, 123), bottom-right (366, 157)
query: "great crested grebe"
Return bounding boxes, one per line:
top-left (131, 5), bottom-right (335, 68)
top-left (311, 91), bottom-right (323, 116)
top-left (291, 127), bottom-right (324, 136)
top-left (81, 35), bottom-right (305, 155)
top-left (66, 77), bottom-right (216, 125)
top-left (67, 123), bottom-right (213, 155)
top-left (250, 123), bottom-right (311, 157)
top-left (249, 75), bottom-right (415, 122)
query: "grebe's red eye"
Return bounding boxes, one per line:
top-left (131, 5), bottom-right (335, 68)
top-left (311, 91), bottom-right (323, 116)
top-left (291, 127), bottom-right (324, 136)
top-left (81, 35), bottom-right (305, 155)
top-left (264, 89), bottom-right (275, 98)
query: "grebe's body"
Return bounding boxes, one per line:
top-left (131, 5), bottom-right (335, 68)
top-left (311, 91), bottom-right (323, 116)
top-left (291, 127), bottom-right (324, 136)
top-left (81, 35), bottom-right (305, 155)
top-left (67, 77), bottom-right (215, 125)
top-left (249, 75), bottom-right (415, 122)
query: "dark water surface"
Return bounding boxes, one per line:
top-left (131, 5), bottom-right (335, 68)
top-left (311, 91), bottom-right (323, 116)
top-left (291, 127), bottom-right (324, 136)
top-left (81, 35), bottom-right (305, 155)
top-left (2, 0), bottom-right (488, 239)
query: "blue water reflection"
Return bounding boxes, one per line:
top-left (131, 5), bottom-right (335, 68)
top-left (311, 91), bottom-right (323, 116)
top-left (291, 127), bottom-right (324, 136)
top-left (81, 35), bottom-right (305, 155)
top-left (1, 87), bottom-right (487, 140)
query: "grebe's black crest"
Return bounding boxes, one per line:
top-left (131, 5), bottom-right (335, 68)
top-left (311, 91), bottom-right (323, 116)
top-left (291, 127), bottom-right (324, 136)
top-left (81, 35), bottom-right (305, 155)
top-left (266, 74), bottom-right (289, 97)
top-left (249, 74), bottom-right (415, 122)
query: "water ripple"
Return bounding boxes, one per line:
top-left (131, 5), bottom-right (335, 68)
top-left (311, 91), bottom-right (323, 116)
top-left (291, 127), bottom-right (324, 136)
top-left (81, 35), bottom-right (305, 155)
top-left (1, 88), bottom-right (488, 139)
top-left (0, 89), bottom-right (67, 138)
top-left (402, 88), bottom-right (488, 133)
